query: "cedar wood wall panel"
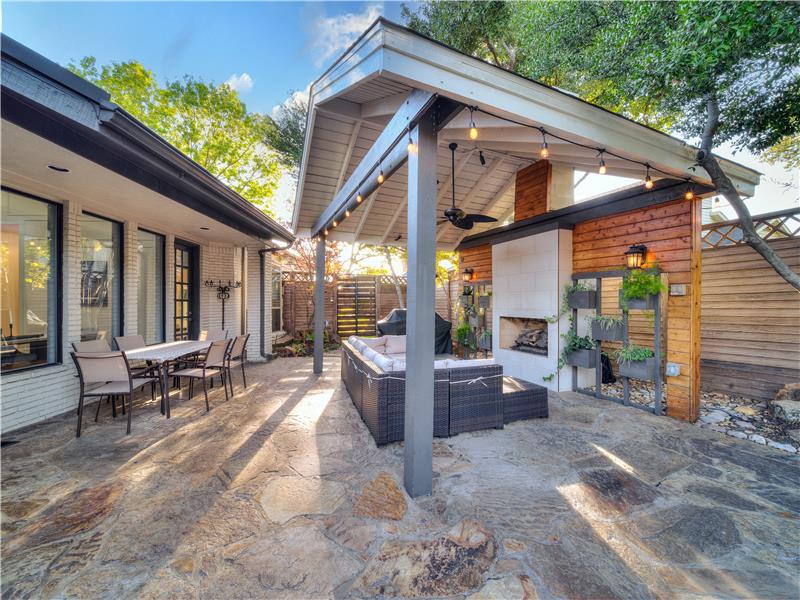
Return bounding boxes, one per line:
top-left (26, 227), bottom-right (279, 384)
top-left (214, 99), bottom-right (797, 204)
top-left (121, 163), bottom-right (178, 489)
top-left (514, 161), bottom-right (551, 220)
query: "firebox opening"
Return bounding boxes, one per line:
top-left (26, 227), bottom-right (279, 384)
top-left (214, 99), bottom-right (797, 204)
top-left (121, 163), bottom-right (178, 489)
top-left (499, 316), bottom-right (549, 356)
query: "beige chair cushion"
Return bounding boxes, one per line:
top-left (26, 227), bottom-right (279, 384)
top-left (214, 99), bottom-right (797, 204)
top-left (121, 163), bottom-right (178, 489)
top-left (384, 335), bottom-right (406, 355)
top-left (362, 336), bottom-right (387, 352)
top-left (386, 353), bottom-right (406, 362)
top-left (171, 367), bottom-right (222, 379)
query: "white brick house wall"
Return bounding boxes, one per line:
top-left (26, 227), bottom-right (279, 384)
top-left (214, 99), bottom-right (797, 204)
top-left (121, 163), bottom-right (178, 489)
top-left (1, 206), bottom-right (278, 434)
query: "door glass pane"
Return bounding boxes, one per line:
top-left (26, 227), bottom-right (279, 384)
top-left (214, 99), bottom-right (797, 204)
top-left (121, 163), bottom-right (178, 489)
top-left (137, 230), bottom-right (164, 344)
top-left (80, 214), bottom-right (122, 341)
top-left (0, 190), bottom-right (59, 371)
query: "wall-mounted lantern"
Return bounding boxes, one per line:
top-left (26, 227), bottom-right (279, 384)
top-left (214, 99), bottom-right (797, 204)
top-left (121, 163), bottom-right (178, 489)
top-left (624, 244), bottom-right (647, 269)
top-left (462, 267), bottom-right (474, 282)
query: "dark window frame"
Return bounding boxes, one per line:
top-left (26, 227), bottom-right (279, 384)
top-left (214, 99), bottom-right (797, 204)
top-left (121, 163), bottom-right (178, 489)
top-left (0, 186), bottom-right (63, 375)
top-left (137, 227), bottom-right (166, 343)
top-left (174, 239), bottom-right (199, 340)
top-left (80, 211), bottom-right (125, 340)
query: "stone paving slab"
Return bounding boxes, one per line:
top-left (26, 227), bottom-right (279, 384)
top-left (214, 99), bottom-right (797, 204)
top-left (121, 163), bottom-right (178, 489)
top-left (1, 354), bottom-right (798, 599)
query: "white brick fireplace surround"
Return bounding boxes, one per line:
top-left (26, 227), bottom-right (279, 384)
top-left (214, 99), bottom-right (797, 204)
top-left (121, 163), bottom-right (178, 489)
top-left (491, 229), bottom-right (573, 391)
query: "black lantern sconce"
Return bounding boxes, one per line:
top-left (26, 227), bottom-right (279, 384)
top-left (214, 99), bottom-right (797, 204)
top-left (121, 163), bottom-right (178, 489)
top-left (624, 244), bottom-right (647, 269)
top-left (462, 267), bottom-right (475, 296)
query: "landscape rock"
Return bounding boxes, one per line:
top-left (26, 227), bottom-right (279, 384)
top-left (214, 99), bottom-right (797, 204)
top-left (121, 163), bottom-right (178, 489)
top-left (352, 472), bottom-right (407, 521)
top-left (774, 383), bottom-right (800, 403)
top-left (766, 440), bottom-right (797, 453)
top-left (700, 410), bottom-right (728, 424)
top-left (727, 430), bottom-right (748, 440)
top-left (771, 400), bottom-right (800, 425)
top-left (748, 434), bottom-right (767, 445)
top-left (734, 405), bottom-right (758, 417)
top-left (353, 519), bottom-right (496, 597)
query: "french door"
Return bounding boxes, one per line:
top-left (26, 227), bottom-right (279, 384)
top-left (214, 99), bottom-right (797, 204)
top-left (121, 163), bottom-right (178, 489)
top-left (174, 242), bottom-right (198, 340)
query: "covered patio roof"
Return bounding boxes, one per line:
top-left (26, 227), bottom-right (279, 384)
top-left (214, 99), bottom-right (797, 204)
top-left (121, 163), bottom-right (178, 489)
top-left (293, 18), bottom-right (760, 249)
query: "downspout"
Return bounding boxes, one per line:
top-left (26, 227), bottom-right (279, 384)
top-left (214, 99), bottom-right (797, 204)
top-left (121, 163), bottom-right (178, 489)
top-left (259, 243), bottom-right (292, 360)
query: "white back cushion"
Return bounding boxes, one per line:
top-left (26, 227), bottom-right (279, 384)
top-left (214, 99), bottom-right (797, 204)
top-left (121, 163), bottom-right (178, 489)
top-left (434, 359), bottom-right (449, 370)
top-left (385, 335), bottom-right (406, 354)
top-left (372, 353), bottom-right (394, 372)
top-left (362, 347), bottom-right (379, 363)
top-left (363, 336), bottom-right (387, 352)
top-left (353, 339), bottom-right (368, 353)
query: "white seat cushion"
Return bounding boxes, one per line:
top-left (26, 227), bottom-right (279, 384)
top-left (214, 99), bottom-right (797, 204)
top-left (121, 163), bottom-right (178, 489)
top-left (361, 347), bottom-right (379, 363)
top-left (348, 335), bottom-right (358, 344)
top-left (389, 359), bottom-right (405, 372)
top-left (445, 358), bottom-right (496, 369)
top-left (352, 339), bottom-right (368, 353)
top-left (386, 353), bottom-right (406, 361)
top-left (434, 359), bottom-right (449, 370)
top-left (385, 335), bottom-right (406, 354)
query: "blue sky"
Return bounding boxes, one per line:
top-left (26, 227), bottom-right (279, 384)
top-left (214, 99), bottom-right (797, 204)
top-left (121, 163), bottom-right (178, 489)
top-left (1, 1), bottom-right (406, 115)
top-left (2, 1), bottom-right (797, 218)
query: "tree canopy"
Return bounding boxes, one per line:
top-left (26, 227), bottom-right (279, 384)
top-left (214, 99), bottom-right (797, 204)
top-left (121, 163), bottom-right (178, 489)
top-left (70, 57), bottom-right (282, 216)
top-left (404, 0), bottom-right (800, 289)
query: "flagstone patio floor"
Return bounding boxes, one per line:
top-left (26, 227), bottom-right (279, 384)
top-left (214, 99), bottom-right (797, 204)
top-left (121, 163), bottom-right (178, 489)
top-left (2, 353), bottom-right (798, 599)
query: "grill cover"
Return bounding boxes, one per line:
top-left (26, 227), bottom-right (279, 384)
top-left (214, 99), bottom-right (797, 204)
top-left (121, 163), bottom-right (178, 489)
top-left (376, 309), bottom-right (453, 355)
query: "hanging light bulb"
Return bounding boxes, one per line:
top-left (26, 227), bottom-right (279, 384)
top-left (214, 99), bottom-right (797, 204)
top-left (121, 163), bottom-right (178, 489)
top-left (357, 193), bottom-right (363, 203)
top-left (345, 209), bottom-right (351, 218)
top-left (644, 165), bottom-right (654, 190)
top-left (468, 107), bottom-right (478, 140)
top-left (598, 151), bottom-right (607, 175)
top-left (323, 229), bottom-right (329, 237)
top-left (332, 219), bottom-right (338, 228)
top-left (539, 130), bottom-right (549, 159)
top-left (407, 135), bottom-right (415, 154)
top-left (377, 169), bottom-right (385, 185)
top-left (684, 181), bottom-right (694, 200)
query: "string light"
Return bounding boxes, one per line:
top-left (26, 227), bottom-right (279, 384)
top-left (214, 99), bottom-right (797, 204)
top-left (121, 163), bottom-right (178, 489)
top-left (345, 209), bottom-right (351, 217)
top-left (332, 219), bottom-right (338, 228)
top-left (469, 107), bottom-right (478, 140)
top-left (539, 130), bottom-right (549, 159)
top-left (357, 193), bottom-right (363, 203)
top-left (598, 151), bottom-right (607, 175)
top-left (323, 229), bottom-right (329, 236)
top-left (377, 169), bottom-right (385, 185)
top-left (407, 135), bottom-right (415, 154)
top-left (684, 184), bottom-right (695, 201)
top-left (644, 165), bottom-right (654, 190)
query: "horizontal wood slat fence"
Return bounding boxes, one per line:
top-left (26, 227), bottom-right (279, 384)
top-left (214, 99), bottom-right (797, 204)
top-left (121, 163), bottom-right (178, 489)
top-left (280, 272), bottom-right (458, 338)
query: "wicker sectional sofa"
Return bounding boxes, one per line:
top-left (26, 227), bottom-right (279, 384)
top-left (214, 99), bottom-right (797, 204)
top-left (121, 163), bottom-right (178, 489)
top-left (342, 335), bottom-right (507, 445)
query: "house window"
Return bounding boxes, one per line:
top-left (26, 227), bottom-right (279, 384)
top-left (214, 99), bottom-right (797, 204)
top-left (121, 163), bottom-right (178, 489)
top-left (80, 213), bottom-right (122, 342)
top-left (271, 270), bottom-right (282, 332)
top-left (137, 229), bottom-right (165, 344)
top-left (0, 190), bottom-right (60, 372)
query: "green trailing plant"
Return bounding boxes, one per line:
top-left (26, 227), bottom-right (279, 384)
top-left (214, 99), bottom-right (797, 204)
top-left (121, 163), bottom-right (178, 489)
top-left (543, 329), bottom-right (595, 382)
top-left (545, 281), bottom-right (596, 324)
top-left (621, 268), bottom-right (667, 306)
top-left (590, 314), bottom-right (624, 331)
top-left (480, 329), bottom-right (492, 343)
top-left (615, 344), bottom-right (655, 366)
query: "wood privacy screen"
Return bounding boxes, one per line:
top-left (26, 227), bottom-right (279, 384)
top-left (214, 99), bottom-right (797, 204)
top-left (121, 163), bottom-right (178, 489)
top-left (700, 234), bottom-right (800, 401)
top-left (279, 272), bottom-right (459, 337)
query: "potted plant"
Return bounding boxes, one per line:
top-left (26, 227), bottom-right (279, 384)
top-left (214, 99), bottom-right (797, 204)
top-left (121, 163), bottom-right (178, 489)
top-left (562, 329), bottom-right (596, 368)
top-left (616, 344), bottom-right (657, 380)
top-left (590, 314), bottom-right (625, 341)
top-left (619, 268), bottom-right (666, 311)
top-left (566, 281), bottom-right (597, 309)
top-left (456, 323), bottom-right (472, 359)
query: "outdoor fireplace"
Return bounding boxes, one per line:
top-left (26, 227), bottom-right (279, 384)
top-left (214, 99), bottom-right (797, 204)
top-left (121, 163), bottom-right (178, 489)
top-left (499, 316), bottom-right (549, 356)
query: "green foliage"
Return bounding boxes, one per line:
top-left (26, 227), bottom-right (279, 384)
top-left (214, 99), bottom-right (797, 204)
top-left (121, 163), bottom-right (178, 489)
top-left (563, 329), bottom-right (595, 354)
top-left (455, 323), bottom-right (472, 346)
top-left (69, 57), bottom-right (281, 215)
top-left (762, 132), bottom-right (800, 170)
top-left (545, 280), bottom-right (595, 324)
top-left (615, 344), bottom-right (655, 366)
top-left (621, 269), bottom-right (667, 305)
top-left (265, 92), bottom-right (307, 171)
top-left (590, 314), bottom-right (623, 330)
top-left (403, 1), bottom-right (800, 154)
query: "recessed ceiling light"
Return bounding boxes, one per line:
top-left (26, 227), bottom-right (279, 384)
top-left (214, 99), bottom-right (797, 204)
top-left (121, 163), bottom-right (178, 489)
top-left (200, 226), bottom-right (210, 231)
top-left (47, 165), bottom-right (70, 173)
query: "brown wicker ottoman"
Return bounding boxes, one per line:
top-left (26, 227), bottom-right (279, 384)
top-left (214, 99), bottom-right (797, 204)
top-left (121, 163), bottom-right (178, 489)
top-left (502, 376), bottom-right (548, 423)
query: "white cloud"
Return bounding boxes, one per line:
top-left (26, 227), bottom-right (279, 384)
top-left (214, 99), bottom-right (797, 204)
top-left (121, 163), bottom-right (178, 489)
top-left (308, 3), bottom-right (383, 68)
top-left (225, 73), bottom-right (254, 93)
top-left (271, 85), bottom-right (310, 119)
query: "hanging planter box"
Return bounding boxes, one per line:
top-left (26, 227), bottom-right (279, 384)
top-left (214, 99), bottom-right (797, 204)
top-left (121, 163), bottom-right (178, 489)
top-left (568, 290), bottom-right (596, 309)
top-left (591, 321), bottom-right (624, 342)
top-left (618, 357), bottom-right (657, 381)
top-left (478, 295), bottom-right (491, 309)
top-left (478, 335), bottom-right (492, 351)
top-left (565, 348), bottom-right (596, 368)
top-left (619, 291), bottom-right (658, 311)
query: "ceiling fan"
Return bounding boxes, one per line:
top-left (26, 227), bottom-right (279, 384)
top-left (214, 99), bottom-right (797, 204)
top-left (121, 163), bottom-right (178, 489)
top-left (440, 142), bottom-right (498, 230)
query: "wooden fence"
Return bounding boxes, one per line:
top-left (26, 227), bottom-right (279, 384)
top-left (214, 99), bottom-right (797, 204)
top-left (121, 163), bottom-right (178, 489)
top-left (280, 272), bottom-right (459, 337)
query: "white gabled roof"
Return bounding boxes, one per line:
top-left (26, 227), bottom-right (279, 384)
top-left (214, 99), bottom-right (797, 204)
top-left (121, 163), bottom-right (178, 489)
top-left (294, 18), bottom-right (760, 248)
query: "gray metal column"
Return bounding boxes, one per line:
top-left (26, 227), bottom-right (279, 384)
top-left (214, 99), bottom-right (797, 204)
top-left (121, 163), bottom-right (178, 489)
top-left (313, 235), bottom-right (325, 374)
top-left (404, 112), bottom-right (437, 498)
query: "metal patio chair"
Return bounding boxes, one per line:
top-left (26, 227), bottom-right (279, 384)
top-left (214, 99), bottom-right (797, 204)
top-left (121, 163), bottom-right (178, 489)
top-left (198, 329), bottom-right (228, 341)
top-left (171, 339), bottom-right (231, 411)
top-left (222, 333), bottom-right (250, 396)
top-left (71, 351), bottom-right (161, 437)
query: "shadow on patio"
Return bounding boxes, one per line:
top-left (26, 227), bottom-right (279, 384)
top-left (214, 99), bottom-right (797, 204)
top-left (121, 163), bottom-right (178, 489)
top-left (1, 354), bottom-right (798, 598)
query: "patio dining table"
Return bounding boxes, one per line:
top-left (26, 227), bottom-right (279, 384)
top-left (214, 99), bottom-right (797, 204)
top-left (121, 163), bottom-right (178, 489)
top-left (124, 340), bottom-right (211, 418)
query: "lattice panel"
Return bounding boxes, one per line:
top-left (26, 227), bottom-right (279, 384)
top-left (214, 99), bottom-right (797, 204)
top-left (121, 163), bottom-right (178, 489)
top-left (702, 208), bottom-right (800, 249)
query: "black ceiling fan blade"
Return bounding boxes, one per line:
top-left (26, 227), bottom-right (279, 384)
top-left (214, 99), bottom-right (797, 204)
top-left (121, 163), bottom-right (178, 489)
top-left (465, 214), bottom-right (498, 223)
top-left (453, 218), bottom-right (474, 230)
